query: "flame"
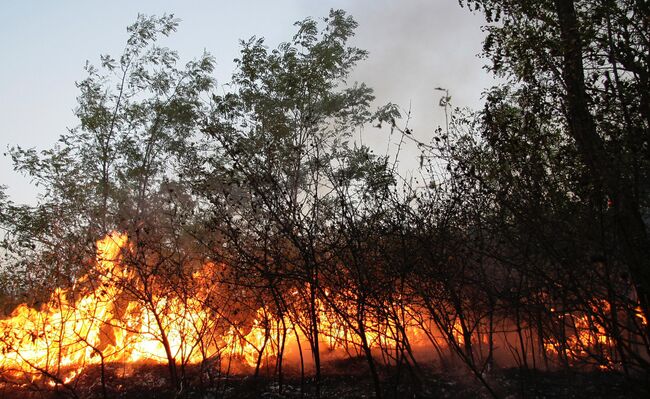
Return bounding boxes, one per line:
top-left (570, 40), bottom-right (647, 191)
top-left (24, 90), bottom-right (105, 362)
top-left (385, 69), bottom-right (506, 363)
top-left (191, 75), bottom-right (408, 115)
top-left (0, 233), bottom-right (222, 384)
top-left (0, 233), bottom-right (435, 387)
top-left (543, 299), bottom-right (616, 369)
top-left (1, 232), bottom-right (643, 390)
top-left (634, 306), bottom-right (647, 326)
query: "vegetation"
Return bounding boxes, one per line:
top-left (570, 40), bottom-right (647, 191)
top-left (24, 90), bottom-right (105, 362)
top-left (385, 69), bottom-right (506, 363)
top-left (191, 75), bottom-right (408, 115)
top-left (0, 2), bottom-right (649, 398)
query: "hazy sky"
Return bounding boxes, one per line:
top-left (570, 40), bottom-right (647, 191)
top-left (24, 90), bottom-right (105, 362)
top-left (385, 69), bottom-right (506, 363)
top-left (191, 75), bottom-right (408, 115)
top-left (0, 0), bottom-right (492, 205)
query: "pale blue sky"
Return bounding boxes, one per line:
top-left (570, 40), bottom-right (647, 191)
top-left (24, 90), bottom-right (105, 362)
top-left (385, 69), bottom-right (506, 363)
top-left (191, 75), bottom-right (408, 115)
top-left (0, 1), bottom-right (491, 204)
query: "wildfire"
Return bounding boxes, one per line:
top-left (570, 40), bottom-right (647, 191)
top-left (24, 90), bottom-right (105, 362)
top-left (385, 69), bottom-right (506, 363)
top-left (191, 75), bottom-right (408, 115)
top-left (0, 232), bottom-right (642, 391)
top-left (0, 233), bottom-right (232, 384)
top-left (0, 233), bottom-right (433, 388)
top-left (543, 300), bottom-right (616, 369)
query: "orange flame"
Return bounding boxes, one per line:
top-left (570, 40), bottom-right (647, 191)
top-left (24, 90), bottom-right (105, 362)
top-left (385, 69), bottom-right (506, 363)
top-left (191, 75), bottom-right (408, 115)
top-left (0, 233), bottom-right (435, 386)
top-left (1, 232), bottom-right (638, 388)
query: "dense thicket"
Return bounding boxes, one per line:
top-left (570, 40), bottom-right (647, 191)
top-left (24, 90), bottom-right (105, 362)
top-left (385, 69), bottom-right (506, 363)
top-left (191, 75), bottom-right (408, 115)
top-left (0, 2), bottom-right (649, 398)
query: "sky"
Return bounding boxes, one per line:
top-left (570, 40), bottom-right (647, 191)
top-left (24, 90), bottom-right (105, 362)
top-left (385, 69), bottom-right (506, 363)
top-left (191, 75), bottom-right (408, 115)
top-left (0, 0), bottom-right (493, 205)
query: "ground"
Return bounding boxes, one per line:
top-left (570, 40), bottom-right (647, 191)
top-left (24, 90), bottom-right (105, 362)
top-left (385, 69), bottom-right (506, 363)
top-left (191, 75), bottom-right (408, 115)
top-left (0, 360), bottom-right (647, 398)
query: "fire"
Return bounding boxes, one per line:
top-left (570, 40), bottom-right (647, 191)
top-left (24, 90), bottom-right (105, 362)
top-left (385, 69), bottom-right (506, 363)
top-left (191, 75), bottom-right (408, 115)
top-left (1, 232), bottom-right (643, 391)
top-left (543, 299), bottom-right (616, 369)
top-left (635, 306), bottom-right (647, 326)
top-left (0, 233), bottom-right (224, 384)
top-left (0, 233), bottom-right (435, 388)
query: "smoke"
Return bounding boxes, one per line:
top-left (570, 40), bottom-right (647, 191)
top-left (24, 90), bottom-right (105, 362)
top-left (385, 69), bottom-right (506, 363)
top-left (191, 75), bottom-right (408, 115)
top-left (309, 0), bottom-right (493, 173)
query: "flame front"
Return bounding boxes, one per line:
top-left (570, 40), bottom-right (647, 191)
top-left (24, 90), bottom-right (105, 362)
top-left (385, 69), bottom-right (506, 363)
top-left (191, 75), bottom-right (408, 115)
top-left (0, 233), bottom-right (432, 386)
top-left (0, 232), bottom-right (641, 390)
top-left (0, 233), bottom-right (222, 384)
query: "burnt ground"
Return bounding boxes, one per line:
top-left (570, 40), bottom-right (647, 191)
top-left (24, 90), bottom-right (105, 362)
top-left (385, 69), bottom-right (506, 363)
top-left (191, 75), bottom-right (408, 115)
top-left (0, 359), bottom-right (647, 399)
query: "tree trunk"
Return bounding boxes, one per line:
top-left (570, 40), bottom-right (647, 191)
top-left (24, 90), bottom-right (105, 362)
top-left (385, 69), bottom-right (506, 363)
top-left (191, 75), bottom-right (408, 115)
top-left (308, 279), bottom-right (321, 398)
top-left (553, 0), bottom-right (650, 339)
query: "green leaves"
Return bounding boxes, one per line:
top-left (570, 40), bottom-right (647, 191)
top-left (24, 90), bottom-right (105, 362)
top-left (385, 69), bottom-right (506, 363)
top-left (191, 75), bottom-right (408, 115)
top-left (1, 9), bottom-right (394, 305)
top-left (125, 14), bottom-right (179, 49)
top-left (1, 14), bottom-right (216, 294)
top-left (202, 9), bottom-right (375, 184)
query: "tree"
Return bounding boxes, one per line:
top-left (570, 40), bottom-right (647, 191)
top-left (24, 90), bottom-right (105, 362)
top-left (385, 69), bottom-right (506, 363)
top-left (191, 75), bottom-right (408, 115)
top-left (453, 0), bottom-right (650, 372)
top-left (1, 14), bottom-right (215, 390)
top-left (190, 9), bottom-right (395, 397)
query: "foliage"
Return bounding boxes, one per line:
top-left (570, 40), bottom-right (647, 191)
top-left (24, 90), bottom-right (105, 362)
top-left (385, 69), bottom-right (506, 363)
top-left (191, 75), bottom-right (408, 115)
top-left (1, 5), bottom-right (650, 398)
top-left (1, 14), bottom-right (215, 294)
